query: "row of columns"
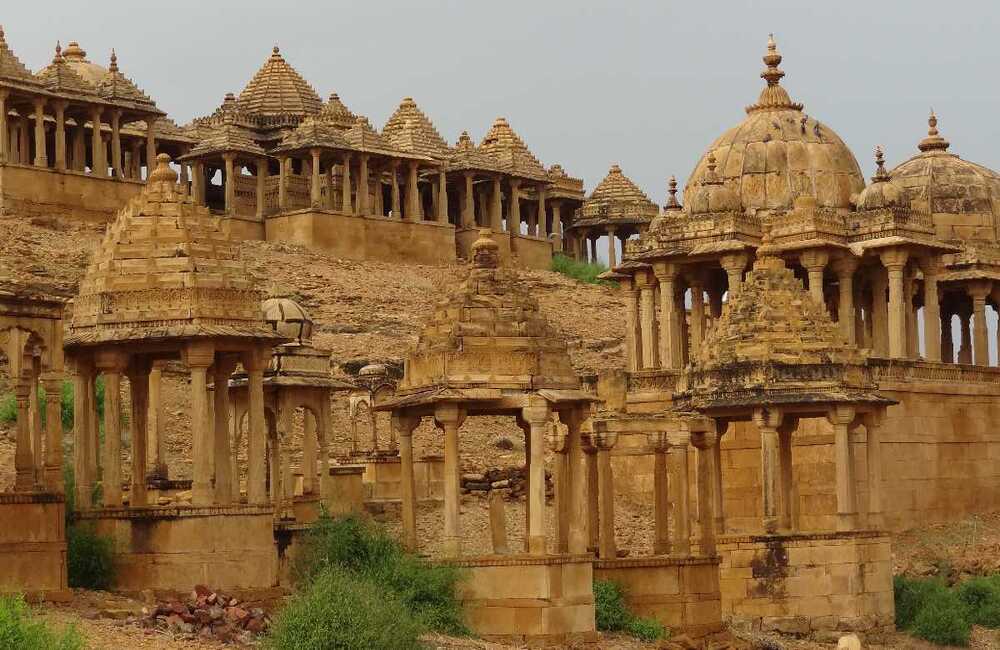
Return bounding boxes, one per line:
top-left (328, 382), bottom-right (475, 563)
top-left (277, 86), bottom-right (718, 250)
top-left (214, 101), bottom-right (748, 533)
top-left (571, 225), bottom-right (645, 267)
top-left (11, 343), bottom-right (63, 493)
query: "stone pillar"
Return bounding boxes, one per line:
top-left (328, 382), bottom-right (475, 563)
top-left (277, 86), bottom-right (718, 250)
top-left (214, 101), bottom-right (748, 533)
top-left (29, 358), bottom-right (41, 484)
top-left (523, 402), bottom-right (549, 555)
top-left (905, 275), bottom-right (919, 359)
top-left (689, 275), bottom-right (706, 357)
top-left (0, 89), bottom-right (7, 163)
top-left (406, 161), bottom-right (420, 220)
top-left (535, 186), bottom-right (546, 237)
top-left (309, 149), bottom-right (322, 208)
top-left (591, 429), bottom-right (618, 559)
top-left (127, 364), bottom-right (149, 507)
top-left (256, 157), bottom-right (268, 219)
top-left (606, 226), bottom-right (617, 267)
top-left (359, 154), bottom-right (371, 215)
top-left (969, 281), bottom-right (992, 367)
top-left (720, 253), bottom-right (748, 299)
top-left (800, 249), bottom-right (829, 307)
top-left (829, 406), bottom-right (858, 531)
top-left (243, 349), bottom-right (269, 505)
top-left (488, 490), bottom-right (510, 554)
top-left (490, 177), bottom-right (503, 232)
top-left (834, 257), bottom-right (859, 345)
top-left (436, 403), bottom-right (464, 557)
top-left (881, 249), bottom-right (909, 359)
top-left (90, 108), bottom-right (105, 177)
top-left (213, 357), bottom-right (237, 504)
top-left (335, 153), bottom-right (350, 214)
top-left (636, 271), bottom-right (657, 369)
top-left (436, 170), bottom-right (448, 223)
top-left (777, 418), bottom-right (796, 532)
top-left (110, 110), bottom-right (122, 177)
top-left (941, 309), bottom-right (954, 363)
top-left (73, 362), bottom-right (94, 507)
top-left (461, 172), bottom-right (475, 227)
top-left (959, 309), bottom-right (973, 364)
top-left (585, 445), bottom-right (599, 552)
top-left (649, 433), bottom-right (671, 555)
top-left (753, 407), bottom-right (782, 534)
top-left (713, 431), bottom-right (725, 534)
top-left (655, 264), bottom-right (681, 369)
top-left (275, 155), bottom-right (288, 211)
top-left (14, 378), bottom-right (32, 491)
top-left (668, 443), bottom-right (690, 555)
top-left (389, 160), bottom-right (401, 217)
top-left (393, 414), bottom-right (419, 551)
top-left (871, 268), bottom-right (889, 356)
top-left (187, 344), bottom-right (215, 506)
top-left (922, 260), bottom-right (942, 362)
top-left (549, 425), bottom-right (569, 553)
top-left (223, 153), bottom-right (236, 215)
top-left (508, 178), bottom-right (522, 233)
top-left (863, 412), bottom-right (884, 529)
top-left (53, 101), bottom-right (67, 171)
top-left (145, 119), bottom-right (157, 179)
top-left (32, 98), bottom-right (47, 167)
top-left (621, 278), bottom-right (640, 373)
top-left (96, 352), bottom-right (127, 506)
top-left (564, 411), bottom-right (588, 555)
top-left (192, 161), bottom-right (205, 206)
top-left (692, 430), bottom-right (717, 556)
top-left (148, 361), bottom-right (167, 479)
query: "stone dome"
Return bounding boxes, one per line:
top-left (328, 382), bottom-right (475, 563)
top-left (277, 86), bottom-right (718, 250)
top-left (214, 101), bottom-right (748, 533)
top-left (855, 146), bottom-right (904, 211)
top-left (687, 153), bottom-right (742, 215)
top-left (359, 363), bottom-right (388, 377)
top-left (59, 41), bottom-right (108, 85)
top-left (262, 297), bottom-right (314, 343)
top-left (684, 35), bottom-right (864, 215)
top-left (889, 112), bottom-right (1000, 242)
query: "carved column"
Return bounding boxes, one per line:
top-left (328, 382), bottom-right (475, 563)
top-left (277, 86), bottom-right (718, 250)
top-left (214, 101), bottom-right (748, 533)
top-left (359, 154), bottom-right (371, 215)
top-left (564, 410), bottom-right (588, 554)
top-left (668, 442), bottom-right (691, 555)
top-left (800, 249), bottom-right (829, 307)
top-left (90, 107), bottom-right (105, 177)
top-left (777, 416), bottom-right (797, 531)
top-left (833, 257), bottom-right (860, 345)
top-left (905, 274), bottom-right (919, 359)
top-left (753, 407), bottom-right (782, 534)
top-left (126, 362), bottom-right (150, 507)
top-left (53, 100), bottom-right (67, 171)
top-left (0, 89), bottom-right (7, 162)
top-left (636, 271), bottom-right (657, 369)
top-left (591, 428), bottom-right (618, 559)
top-left (871, 267), bottom-right (889, 356)
top-left (461, 172), bottom-right (475, 227)
top-left (548, 421), bottom-right (569, 553)
top-left (436, 403), bottom-right (465, 557)
top-left (523, 402), bottom-right (549, 555)
top-left (829, 405), bottom-right (858, 531)
top-left (436, 170), bottom-right (448, 223)
top-left (109, 109), bottom-right (122, 177)
top-left (32, 98), bottom-right (47, 167)
top-left (585, 442), bottom-right (599, 552)
top-left (606, 225), bottom-right (617, 267)
top-left (394, 413), bottom-right (420, 551)
top-left (186, 343), bottom-right (215, 506)
top-left (256, 157), bottom-right (268, 219)
top-left (941, 308), bottom-right (954, 363)
top-left (969, 281), bottom-right (992, 367)
top-left (223, 153), bottom-right (236, 215)
top-left (621, 278), bottom-right (640, 373)
top-left (13, 377), bottom-right (32, 491)
top-left (691, 429), bottom-right (718, 556)
top-left (213, 356), bottom-right (237, 504)
top-left (720, 253), bottom-right (748, 299)
top-left (339, 153), bottom-right (353, 214)
top-left (863, 411), bottom-right (884, 529)
top-left (508, 178), bottom-right (521, 232)
top-left (536, 186), bottom-right (546, 237)
top-left (922, 259), bottom-right (942, 362)
top-left (880, 249), bottom-right (909, 359)
top-left (147, 361), bottom-right (167, 479)
top-left (96, 351), bottom-right (128, 506)
top-left (406, 161), bottom-right (420, 220)
top-left (959, 308), bottom-right (973, 364)
top-left (390, 160), bottom-right (401, 217)
top-left (688, 274), bottom-right (706, 358)
top-left (145, 118), bottom-right (157, 179)
top-left (654, 263), bottom-right (681, 369)
top-left (72, 361), bottom-right (94, 506)
top-left (649, 432), bottom-right (671, 555)
top-left (307, 149), bottom-right (321, 208)
top-left (243, 348), bottom-right (270, 505)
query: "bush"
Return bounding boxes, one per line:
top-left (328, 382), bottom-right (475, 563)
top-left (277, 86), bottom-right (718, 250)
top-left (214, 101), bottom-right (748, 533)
top-left (290, 514), bottom-right (466, 635)
top-left (265, 566), bottom-right (422, 650)
top-left (0, 378), bottom-right (99, 430)
top-left (551, 254), bottom-right (612, 285)
top-left (957, 576), bottom-right (1000, 628)
top-left (910, 588), bottom-right (971, 647)
top-left (894, 575), bottom-right (949, 629)
top-left (66, 524), bottom-right (115, 590)
top-left (0, 594), bottom-right (83, 650)
top-left (593, 580), bottom-right (666, 641)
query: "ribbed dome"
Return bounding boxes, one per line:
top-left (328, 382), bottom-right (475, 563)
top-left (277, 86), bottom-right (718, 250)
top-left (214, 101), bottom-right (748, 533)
top-left (684, 35), bottom-right (864, 214)
top-left (237, 46), bottom-right (322, 119)
top-left (687, 153), bottom-right (742, 215)
top-left (579, 164), bottom-right (658, 221)
top-left (889, 112), bottom-right (1000, 242)
top-left (59, 41), bottom-right (108, 85)
top-left (262, 297), bottom-right (314, 344)
top-left (856, 146), bottom-right (904, 211)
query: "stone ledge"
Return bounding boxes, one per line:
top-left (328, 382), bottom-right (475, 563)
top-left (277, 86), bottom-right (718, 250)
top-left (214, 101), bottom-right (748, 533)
top-left (718, 530), bottom-right (888, 545)
top-left (594, 555), bottom-right (719, 569)
top-left (0, 492), bottom-right (65, 504)
top-left (0, 541), bottom-right (66, 552)
top-left (445, 553), bottom-right (594, 568)
top-left (76, 504), bottom-right (275, 520)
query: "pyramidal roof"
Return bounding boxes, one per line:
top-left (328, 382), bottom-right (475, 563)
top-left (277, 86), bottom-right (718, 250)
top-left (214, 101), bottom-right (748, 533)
top-left (344, 116), bottom-right (394, 154)
top-left (320, 92), bottom-right (358, 130)
top-left (478, 117), bottom-right (547, 180)
top-left (448, 131), bottom-right (498, 172)
top-left (579, 165), bottom-right (658, 222)
top-left (66, 155), bottom-right (281, 348)
top-left (0, 25), bottom-right (39, 86)
top-left (185, 116), bottom-right (266, 158)
top-left (97, 49), bottom-right (157, 108)
top-left (237, 46), bottom-right (323, 119)
top-left (275, 115), bottom-right (348, 153)
top-left (37, 42), bottom-right (97, 96)
top-left (382, 97), bottom-right (449, 159)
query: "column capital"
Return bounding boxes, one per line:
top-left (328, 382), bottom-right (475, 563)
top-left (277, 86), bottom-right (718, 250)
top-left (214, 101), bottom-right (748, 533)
top-left (752, 407), bottom-right (782, 430)
top-left (606, 224), bottom-right (617, 236)
top-left (183, 342), bottom-right (215, 368)
top-left (240, 346), bottom-right (272, 372)
top-left (94, 349), bottom-right (129, 373)
top-left (719, 252), bottom-right (749, 273)
top-left (919, 254), bottom-right (943, 276)
top-left (653, 261), bottom-right (680, 281)
top-left (633, 269), bottom-right (654, 288)
top-left (434, 402), bottom-right (466, 428)
top-left (967, 279), bottom-right (993, 300)
top-left (799, 248), bottom-right (830, 270)
top-left (32, 96), bottom-right (46, 110)
top-left (521, 402), bottom-right (550, 426)
top-left (879, 247), bottom-right (909, 270)
top-left (221, 151), bottom-right (236, 163)
top-left (827, 405), bottom-right (856, 426)
top-left (0, 88), bottom-right (9, 101)
top-left (391, 412), bottom-right (421, 437)
top-left (509, 177), bottom-right (521, 189)
top-left (213, 353), bottom-right (240, 377)
top-left (831, 255), bottom-right (860, 278)
top-left (588, 429), bottom-right (618, 451)
top-left (647, 430), bottom-right (671, 452)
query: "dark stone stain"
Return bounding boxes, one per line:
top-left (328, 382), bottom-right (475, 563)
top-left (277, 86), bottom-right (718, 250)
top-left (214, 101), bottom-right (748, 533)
top-left (749, 538), bottom-right (789, 599)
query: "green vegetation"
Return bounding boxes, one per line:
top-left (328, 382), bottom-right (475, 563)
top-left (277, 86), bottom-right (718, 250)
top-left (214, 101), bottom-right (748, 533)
top-left (894, 574), bottom-right (1000, 646)
top-left (268, 513), bottom-right (466, 649)
top-left (0, 594), bottom-right (83, 650)
top-left (551, 254), bottom-right (613, 285)
top-left (593, 580), bottom-right (666, 642)
top-left (0, 378), bottom-right (101, 430)
top-left (66, 524), bottom-right (116, 591)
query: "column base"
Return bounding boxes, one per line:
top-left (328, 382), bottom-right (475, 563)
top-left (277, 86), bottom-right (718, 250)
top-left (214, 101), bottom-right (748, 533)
top-left (528, 535), bottom-right (547, 555)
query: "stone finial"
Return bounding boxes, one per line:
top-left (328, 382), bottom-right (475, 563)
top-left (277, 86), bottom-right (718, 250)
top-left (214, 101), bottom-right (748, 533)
top-left (872, 145), bottom-right (889, 183)
top-left (703, 153), bottom-right (721, 184)
top-left (664, 175), bottom-right (681, 210)
top-left (52, 41), bottom-right (62, 64)
top-left (272, 45), bottom-right (281, 56)
top-left (62, 41), bottom-right (86, 61)
top-left (746, 33), bottom-right (803, 113)
top-left (148, 153), bottom-right (178, 185)
top-left (918, 109), bottom-right (951, 152)
top-left (0, 25), bottom-right (5, 45)
top-left (108, 48), bottom-right (118, 73)
top-left (471, 229), bottom-right (500, 269)
top-left (761, 33), bottom-right (784, 86)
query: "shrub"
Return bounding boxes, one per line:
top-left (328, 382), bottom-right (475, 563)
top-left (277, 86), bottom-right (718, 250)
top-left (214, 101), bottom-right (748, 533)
top-left (957, 576), bottom-right (1000, 628)
top-left (265, 566), bottom-right (422, 650)
top-left (551, 254), bottom-right (612, 285)
top-left (910, 588), bottom-right (971, 646)
top-left (894, 575), bottom-right (949, 630)
top-left (66, 524), bottom-right (115, 590)
top-left (291, 514), bottom-right (467, 635)
top-left (593, 580), bottom-right (666, 641)
top-left (0, 378), bottom-right (100, 430)
top-left (0, 594), bottom-right (83, 650)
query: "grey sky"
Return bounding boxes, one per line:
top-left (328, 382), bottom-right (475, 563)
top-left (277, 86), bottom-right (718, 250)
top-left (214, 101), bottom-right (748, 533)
top-left (6, 0), bottom-right (1000, 206)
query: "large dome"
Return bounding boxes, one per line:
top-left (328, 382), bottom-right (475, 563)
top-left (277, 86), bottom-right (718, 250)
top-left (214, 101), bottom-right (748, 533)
top-left (684, 36), bottom-right (864, 215)
top-left (889, 112), bottom-right (1000, 242)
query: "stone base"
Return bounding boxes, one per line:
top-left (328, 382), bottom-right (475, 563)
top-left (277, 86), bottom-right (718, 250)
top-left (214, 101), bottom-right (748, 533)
top-left (717, 530), bottom-right (894, 636)
top-left (0, 163), bottom-right (142, 222)
top-left (324, 466), bottom-right (365, 516)
top-left (451, 554), bottom-right (597, 646)
top-left (594, 555), bottom-right (723, 637)
top-left (0, 493), bottom-right (70, 601)
top-left (78, 504), bottom-right (278, 592)
top-left (456, 227), bottom-right (553, 270)
top-left (354, 454), bottom-right (444, 503)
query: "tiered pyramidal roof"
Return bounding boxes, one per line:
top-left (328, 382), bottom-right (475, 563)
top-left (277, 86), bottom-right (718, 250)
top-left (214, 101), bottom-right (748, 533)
top-left (237, 46), bottom-right (323, 119)
top-left (36, 42), bottom-right (96, 96)
top-left (0, 25), bottom-right (40, 86)
top-left (97, 49), bottom-right (156, 108)
top-left (478, 117), bottom-right (547, 180)
top-left (382, 97), bottom-right (450, 159)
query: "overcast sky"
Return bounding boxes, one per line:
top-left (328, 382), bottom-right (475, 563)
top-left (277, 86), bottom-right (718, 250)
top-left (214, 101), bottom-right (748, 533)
top-left (5, 0), bottom-right (1000, 204)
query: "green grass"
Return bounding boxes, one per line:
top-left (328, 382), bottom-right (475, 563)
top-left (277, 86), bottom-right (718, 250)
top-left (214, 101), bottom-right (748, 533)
top-left (593, 580), bottom-right (666, 642)
top-left (0, 594), bottom-right (83, 650)
top-left (551, 254), bottom-right (613, 285)
top-left (272, 513), bottom-right (467, 647)
top-left (895, 574), bottom-right (1000, 646)
top-left (66, 524), bottom-right (116, 591)
top-left (0, 379), bottom-right (99, 431)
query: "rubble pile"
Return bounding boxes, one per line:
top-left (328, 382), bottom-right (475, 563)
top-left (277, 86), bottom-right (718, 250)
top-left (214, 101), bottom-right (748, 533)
top-left (460, 466), bottom-right (553, 500)
top-left (130, 585), bottom-right (270, 644)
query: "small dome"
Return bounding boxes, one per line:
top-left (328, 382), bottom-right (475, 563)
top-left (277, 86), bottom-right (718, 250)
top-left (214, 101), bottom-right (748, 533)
top-left (890, 112), bottom-right (1000, 242)
top-left (855, 146), bottom-right (903, 210)
top-left (59, 41), bottom-right (109, 84)
top-left (262, 297), bottom-right (313, 343)
top-left (685, 35), bottom-right (864, 214)
top-left (359, 363), bottom-right (388, 376)
top-left (688, 153), bottom-right (741, 215)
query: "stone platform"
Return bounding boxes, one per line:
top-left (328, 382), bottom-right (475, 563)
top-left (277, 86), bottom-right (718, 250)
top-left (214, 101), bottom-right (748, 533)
top-left (0, 493), bottom-right (70, 602)
top-left (77, 504), bottom-right (278, 592)
top-left (717, 530), bottom-right (894, 636)
top-left (450, 554), bottom-right (597, 646)
top-left (594, 555), bottom-right (722, 638)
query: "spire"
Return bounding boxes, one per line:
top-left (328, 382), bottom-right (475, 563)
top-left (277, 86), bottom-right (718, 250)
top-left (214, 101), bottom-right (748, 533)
top-left (664, 175), bottom-right (681, 210)
top-left (0, 25), bottom-right (5, 46)
top-left (703, 152), bottom-right (722, 185)
top-left (746, 33), bottom-right (803, 114)
top-left (871, 145), bottom-right (890, 183)
top-left (917, 109), bottom-right (950, 152)
top-left (52, 41), bottom-right (62, 64)
top-left (108, 48), bottom-right (118, 73)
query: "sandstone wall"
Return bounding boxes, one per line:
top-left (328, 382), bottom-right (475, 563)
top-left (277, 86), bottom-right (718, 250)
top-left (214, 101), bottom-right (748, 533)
top-left (0, 493), bottom-right (69, 600)
top-left (0, 164), bottom-right (142, 222)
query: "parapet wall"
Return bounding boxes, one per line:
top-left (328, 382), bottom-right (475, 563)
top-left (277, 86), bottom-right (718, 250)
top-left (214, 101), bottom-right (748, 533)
top-left (0, 163), bottom-right (143, 223)
top-left (0, 493), bottom-right (69, 601)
